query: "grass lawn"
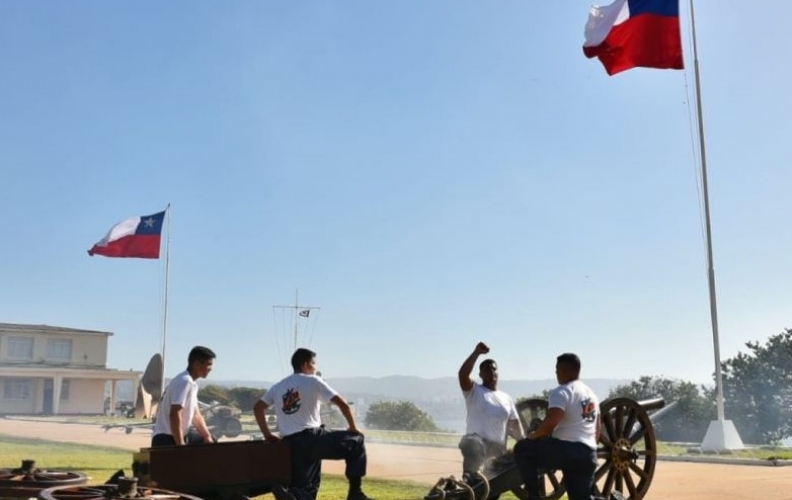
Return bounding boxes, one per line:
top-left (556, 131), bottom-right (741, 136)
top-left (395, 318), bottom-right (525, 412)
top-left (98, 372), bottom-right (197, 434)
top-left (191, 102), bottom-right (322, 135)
top-left (0, 434), bottom-right (131, 482)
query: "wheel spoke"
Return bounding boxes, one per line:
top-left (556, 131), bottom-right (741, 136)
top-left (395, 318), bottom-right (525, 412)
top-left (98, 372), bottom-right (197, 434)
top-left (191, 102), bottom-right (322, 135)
top-left (547, 471), bottom-right (561, 490)
top-left (602, 411), bottom-right (617, 442)
top-left (624, 469), bottom-right (638, 498)
top-left (615, 405), bottom-right (625, 438)
top-left (629, 426), bottom-right (647, 445)
top-left (628, 461), bottom-right (648, 481)
top-left (623, 409), bottom-right (637, 439)
top-left (594, 461), bottom-right (610, 482)
top-left (602, 466), bottom-right (616, 494)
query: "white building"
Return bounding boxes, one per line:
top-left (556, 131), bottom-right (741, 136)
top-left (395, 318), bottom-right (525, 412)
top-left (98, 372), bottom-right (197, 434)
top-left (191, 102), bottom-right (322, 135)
top-left (0, 323), bottom-right (141, 415)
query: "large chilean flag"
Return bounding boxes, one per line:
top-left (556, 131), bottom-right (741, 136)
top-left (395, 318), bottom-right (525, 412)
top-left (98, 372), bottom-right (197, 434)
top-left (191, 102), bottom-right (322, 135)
top-left (583, 0), bottom-right (684, 76)
top-left (87, 211), bottom-right (165, 259)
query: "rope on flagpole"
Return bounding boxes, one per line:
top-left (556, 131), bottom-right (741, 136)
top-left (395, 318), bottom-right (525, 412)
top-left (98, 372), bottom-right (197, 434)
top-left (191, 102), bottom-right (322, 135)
top-left (160, 203), bottom-right (172, 397)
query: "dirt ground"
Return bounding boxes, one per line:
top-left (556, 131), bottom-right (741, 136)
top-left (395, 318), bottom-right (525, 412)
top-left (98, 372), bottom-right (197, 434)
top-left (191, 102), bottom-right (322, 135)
top-left (1, 418), bottom-right (791, 500)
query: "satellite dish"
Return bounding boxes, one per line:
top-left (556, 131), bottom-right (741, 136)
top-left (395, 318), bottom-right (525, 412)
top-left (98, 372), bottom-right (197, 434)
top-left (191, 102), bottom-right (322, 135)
top-left (133, 353), bottom-right (163, 419)
top-left (141, 353), bottom-right (163, 400)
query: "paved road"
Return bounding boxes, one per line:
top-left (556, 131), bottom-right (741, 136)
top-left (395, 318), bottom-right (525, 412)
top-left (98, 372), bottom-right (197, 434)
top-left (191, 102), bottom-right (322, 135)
top-left (1, 418), bottom-right (791, 500)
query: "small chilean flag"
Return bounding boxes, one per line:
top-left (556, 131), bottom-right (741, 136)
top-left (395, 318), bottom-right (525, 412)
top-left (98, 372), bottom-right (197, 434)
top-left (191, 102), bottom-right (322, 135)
top-left (583, 0), bottom-right (684, 76)
top-left (87, 211), bottom-right (165, 259)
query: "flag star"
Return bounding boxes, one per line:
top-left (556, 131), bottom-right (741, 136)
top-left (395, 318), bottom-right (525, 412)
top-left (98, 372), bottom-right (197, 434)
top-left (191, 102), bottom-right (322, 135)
top-left (143, 218), bottom-right (155, 228)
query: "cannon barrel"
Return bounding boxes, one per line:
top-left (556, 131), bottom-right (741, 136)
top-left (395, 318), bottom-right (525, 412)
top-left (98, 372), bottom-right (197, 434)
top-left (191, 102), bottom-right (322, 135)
top-left (632, 397), bottom-right (665, 412)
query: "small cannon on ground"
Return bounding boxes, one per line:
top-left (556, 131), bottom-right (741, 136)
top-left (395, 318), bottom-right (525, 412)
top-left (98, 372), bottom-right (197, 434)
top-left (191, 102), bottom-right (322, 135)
top-left (425, 397), bottom-right (664, 500)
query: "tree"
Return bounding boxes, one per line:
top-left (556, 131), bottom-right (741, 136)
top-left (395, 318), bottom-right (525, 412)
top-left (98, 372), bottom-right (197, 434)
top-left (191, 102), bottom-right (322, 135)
top-left (365, 400), bottom-right (439, 431)
top-left (321, 404), bottom-right (348, 430)
top-left (228, 387), bottom-right (264, 412)
top-left (199, 384), bottom-right (231, 405)
top-left (719, 328), bottom-right (792, 444)
top-left (516, 390), bottom-right (551, 403)
top-left (608, 376), bottom-right (714, 442)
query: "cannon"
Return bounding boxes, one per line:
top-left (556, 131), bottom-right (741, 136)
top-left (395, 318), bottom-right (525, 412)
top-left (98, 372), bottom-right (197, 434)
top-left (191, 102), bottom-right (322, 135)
top-left (425, 397), bottom-right (664, 500)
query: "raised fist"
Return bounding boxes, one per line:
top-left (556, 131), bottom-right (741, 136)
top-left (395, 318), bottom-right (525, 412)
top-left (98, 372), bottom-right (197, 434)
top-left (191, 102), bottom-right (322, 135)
top-left (475, 342), bottom-right (490, 354)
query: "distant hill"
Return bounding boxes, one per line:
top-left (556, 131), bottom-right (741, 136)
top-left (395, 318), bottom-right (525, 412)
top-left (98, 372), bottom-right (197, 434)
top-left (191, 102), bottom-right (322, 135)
top-left (112, 376), bottom-right (627, 403)
top-left (208, 376), bottom-right (626, 401)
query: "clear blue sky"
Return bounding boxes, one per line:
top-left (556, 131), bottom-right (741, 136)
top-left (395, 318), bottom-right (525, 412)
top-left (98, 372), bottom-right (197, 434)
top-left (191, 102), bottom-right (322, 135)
top-left (2, 1), bottom-right (790, 386)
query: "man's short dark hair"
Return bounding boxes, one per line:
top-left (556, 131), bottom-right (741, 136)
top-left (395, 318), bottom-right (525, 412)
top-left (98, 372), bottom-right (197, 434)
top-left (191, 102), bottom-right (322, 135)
top-left (188, 346), bottom-right (216, 365)
top-left (557, 352), bottom-right (581, 372)
top-left (292, 348), bottom-right (316, 372)
top-left (479, 359), bottom-right (496, 372)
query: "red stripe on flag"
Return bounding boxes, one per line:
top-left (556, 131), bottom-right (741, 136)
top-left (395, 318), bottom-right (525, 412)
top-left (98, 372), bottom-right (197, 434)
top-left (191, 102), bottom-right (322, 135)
top-left (88, 234), bottom-right (162, 259)
top-left (584, 14), bottom-right (683, 75)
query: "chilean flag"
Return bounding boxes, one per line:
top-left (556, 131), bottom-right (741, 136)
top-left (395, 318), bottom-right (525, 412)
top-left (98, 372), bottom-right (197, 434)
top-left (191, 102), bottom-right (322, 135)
top-left (87, 211), bottom-right (165, 259)
top-left (583, 0), bottom-right (684, 76)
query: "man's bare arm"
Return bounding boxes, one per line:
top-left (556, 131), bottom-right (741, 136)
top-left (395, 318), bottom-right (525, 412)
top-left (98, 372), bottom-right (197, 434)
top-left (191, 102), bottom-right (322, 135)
top-left (331, 395), bottom-right (361, 434)
top-left (254, 400), bottom-right (280, 442)
top-left (169, 405), bottom-right (184, 445)
top-left (459, 342), bottom-right (489, 392)
top-left (508, 418), bottom-right (526, 441)
top-left (527, 407), bottom-right (564, 440)
top-left (192, 407), bottom-right (214, 443)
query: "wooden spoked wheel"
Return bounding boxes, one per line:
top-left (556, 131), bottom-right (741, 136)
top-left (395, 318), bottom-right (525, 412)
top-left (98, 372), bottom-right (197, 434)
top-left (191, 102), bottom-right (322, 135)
top-left (594, 397), bottom-right (657, 500)
top-left (38, 478), bottom-right (203, 500)
top-left (512, 399), bottom-right (565, 500)
top-left (0, 460), bottom-right (87, 498)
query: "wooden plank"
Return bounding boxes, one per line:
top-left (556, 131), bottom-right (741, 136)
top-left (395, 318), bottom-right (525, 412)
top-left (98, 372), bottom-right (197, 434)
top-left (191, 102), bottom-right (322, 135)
top-left (145, 440), bottom-right (290, 493)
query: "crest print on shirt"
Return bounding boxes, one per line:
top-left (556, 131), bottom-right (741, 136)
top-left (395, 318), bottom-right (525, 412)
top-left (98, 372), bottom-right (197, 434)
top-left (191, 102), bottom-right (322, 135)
top-left (282, 388), bottom-right (301, 414)
top-left (580, 397), bottom-right (597, 422)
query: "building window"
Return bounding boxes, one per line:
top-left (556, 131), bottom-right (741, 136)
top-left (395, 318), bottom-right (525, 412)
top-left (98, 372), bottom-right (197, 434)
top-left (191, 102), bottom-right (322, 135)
top-left (60, 379), bottom-right (70, 401)
top-left (7, 337), bottom-right (33, 359)
top-left (4, 379), bottom-right (31, 400)
top-left (47, 339), bottom-right (73, 361)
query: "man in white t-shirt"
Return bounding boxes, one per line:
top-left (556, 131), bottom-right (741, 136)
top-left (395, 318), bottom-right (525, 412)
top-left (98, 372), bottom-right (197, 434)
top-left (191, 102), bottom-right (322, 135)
top-left (514, 353), bottom-right (600, 500)
top-left (151, 346), bottom-right (216, 447)
top-left (458, 342), bottom-right (525, 482)
top-left (254, 348), bottom-right (373, 500)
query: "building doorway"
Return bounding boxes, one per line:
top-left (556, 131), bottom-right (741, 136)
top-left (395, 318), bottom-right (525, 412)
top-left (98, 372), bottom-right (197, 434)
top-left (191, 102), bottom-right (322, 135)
top-left (43, 379), bottom-right (53, 414)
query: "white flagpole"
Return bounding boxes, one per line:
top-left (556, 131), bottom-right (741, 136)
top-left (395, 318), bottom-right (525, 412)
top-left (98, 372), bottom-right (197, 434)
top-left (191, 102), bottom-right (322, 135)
top-left (689, 0), bottom-right (743, 451)
top-left (160, 204), bottom-right (172, 396)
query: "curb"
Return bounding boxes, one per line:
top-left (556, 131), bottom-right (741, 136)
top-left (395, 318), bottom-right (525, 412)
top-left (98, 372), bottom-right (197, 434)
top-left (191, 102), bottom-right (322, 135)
top-left (659, 454), bottom-right (792, 467)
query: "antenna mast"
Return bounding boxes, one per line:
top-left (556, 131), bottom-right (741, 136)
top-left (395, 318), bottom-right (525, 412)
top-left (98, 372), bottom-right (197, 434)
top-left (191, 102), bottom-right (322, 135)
top-left (273, 289), bottom-right (321, 351)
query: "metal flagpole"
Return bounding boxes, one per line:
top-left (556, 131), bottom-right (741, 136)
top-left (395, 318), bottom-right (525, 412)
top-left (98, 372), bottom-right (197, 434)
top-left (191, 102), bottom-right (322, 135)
top-left (273, 288), bottom-right (321, 352)
top-left (689, 0), bottom-right (743, 450)
top-left (160, 204), bottom-right (172, 397)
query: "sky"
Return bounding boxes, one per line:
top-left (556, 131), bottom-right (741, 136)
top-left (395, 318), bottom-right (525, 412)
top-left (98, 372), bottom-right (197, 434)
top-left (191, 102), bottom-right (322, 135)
top-left (1, 1), bottom-right (790, 387)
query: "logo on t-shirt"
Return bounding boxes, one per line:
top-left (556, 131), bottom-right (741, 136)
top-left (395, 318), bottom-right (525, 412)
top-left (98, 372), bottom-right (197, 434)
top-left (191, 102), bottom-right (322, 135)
top-left (580, 397), bottom-right (597, 422)
top-left (281, 388), bottom-right (301, 415)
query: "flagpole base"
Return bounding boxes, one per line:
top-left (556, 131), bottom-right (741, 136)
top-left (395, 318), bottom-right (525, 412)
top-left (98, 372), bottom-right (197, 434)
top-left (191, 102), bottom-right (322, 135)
top-left (700, 419), bottom-right (744, 452)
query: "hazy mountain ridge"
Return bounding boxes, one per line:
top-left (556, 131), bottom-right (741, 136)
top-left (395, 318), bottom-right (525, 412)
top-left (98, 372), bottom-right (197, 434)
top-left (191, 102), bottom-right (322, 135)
top-left (209, 376), bottom-right (628, 401)
top-left (113, 376), bottom-right (628, 432)
top-left (207, 376), bottom-right (629, 432)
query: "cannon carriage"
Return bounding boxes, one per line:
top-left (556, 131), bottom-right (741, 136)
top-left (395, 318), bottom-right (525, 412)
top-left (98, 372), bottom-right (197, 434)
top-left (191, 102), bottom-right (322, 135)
top-left (131, 439), bottom-right (290, 500)
top-left (425, 397), bottom-right (664, 500)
